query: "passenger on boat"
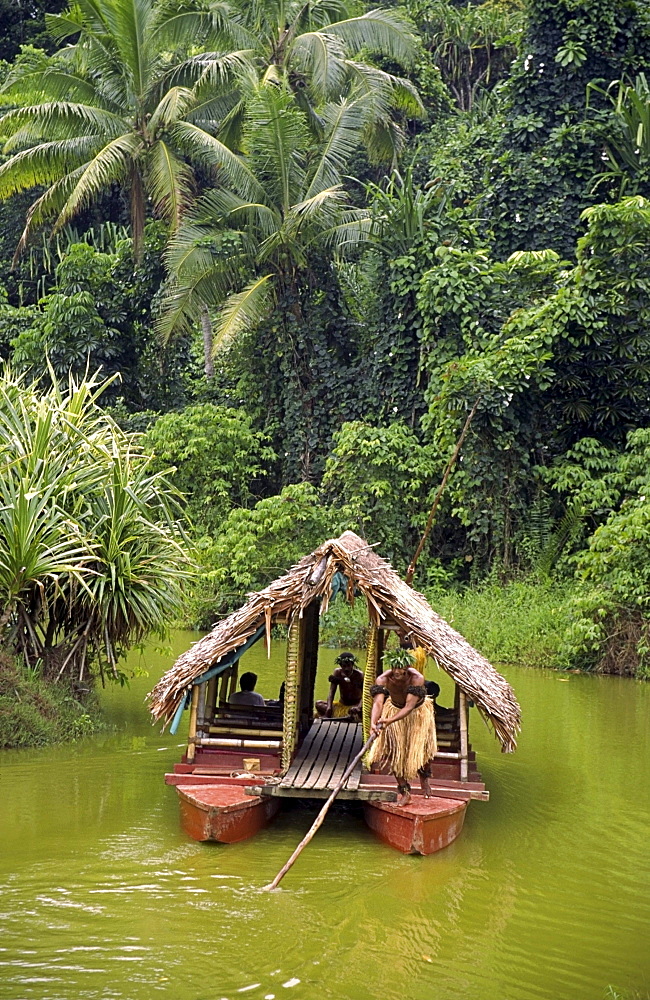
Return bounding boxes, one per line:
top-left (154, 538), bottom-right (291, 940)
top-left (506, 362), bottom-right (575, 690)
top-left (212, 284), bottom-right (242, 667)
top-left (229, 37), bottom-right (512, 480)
top-left (228, 671), bottom-right (266, 707)
top-left (425, 680), bottom-right (453, 715)
top-left (315, 652), bottom-right (364, 720)
top-left (368, 648), bottom-right (437, 807)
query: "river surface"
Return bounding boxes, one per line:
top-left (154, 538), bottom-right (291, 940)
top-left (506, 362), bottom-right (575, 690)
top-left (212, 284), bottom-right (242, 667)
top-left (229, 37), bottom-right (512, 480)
top-left (1, 633), bottom-right (649, 1000)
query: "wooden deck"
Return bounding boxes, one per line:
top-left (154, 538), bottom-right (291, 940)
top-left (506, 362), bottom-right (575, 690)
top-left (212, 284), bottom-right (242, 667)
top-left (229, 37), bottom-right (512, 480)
top-left (248, 716), bottom-right (489, 804)
top-left (257, 719), bottom-right (396, 802)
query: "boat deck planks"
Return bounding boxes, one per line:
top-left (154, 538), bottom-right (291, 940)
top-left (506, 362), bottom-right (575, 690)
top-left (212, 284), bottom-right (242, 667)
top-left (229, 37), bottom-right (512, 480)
top-left (280, 718), bottom-right (363, 793)
top-left (249, 717), bottom-right (487, 804)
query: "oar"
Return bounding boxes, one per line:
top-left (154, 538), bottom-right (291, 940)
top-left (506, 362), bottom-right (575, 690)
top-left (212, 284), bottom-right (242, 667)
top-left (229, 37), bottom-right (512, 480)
top-left (261, 732), bottom-right (378, 891)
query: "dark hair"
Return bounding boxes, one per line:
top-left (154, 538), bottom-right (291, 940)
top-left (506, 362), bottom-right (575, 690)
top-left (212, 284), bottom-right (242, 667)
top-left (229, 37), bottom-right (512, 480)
top-left (336, 652), bottom-right (357, 666)
top-left (425, 680), bottom-right (440, 699)
top-left (240, 671), bottom-right (258, 691)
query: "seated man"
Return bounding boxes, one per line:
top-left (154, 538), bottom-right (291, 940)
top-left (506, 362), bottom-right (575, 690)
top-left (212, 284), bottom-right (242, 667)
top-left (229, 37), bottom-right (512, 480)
top-left (425, 680), bottom-right (453, 715)
top-left (315, 652), bottom-right (364, 720)
top-left (228, 671), bottom-right (266, 707)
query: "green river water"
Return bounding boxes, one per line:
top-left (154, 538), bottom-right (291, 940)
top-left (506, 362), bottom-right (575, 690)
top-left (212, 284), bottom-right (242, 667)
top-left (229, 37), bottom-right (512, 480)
top-left (1, 632), bottom-right (649, 1000)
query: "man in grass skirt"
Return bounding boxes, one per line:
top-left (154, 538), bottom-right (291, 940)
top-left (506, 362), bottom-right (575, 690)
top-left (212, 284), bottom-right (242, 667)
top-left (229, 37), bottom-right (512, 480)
top-left (368, 643), bottom-right (437, 806)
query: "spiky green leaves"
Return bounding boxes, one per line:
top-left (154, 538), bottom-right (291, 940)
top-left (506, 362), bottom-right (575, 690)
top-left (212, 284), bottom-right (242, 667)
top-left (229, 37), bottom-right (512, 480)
top-left (0, 371), bottom-right (193, 681)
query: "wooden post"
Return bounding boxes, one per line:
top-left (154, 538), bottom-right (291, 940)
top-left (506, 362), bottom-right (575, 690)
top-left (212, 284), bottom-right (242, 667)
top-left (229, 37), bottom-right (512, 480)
top-left (228, 661), bottom-right (239, 701)
top-left (196, 681), bottom-right (207, 732)
top-left (299, 601), bottom-right (320, 731)
top-left (459, 688), bottom-right (468, 781)
top-left (282, 618), bottom-right (302, 770)
top-left (187, 685), bottom-right (200, 763)
top-left (206, 675), bottom-right (218, 722)
top-left (219, 670), bottom-right (229, 708)
top-left (362, 624), bottom-right (378, 743)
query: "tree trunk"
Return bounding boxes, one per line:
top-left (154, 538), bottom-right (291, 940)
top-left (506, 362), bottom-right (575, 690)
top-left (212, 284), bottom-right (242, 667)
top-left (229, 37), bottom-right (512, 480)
top-left (130, 167), bottom-right (145, 263)
top-left (200, 306), bottom-right (214, 378)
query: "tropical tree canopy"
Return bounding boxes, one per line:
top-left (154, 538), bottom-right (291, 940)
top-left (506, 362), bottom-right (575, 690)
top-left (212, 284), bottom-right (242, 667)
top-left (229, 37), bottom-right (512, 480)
top-left (160, 84), bottom-right (374, 345)
top-left (0, 0), bottom-right (250, 257)
top-left (224, 0), bottom-right (424, 158)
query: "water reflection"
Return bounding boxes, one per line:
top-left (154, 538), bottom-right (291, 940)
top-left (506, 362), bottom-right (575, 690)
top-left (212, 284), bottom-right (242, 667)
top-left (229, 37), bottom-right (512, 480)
top-left (0, 634), bottom-right (649, 1000)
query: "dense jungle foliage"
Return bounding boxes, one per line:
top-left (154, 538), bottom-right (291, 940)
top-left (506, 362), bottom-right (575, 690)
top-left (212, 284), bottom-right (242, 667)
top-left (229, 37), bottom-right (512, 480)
top-left (1, 0), bottom-right (650, 715)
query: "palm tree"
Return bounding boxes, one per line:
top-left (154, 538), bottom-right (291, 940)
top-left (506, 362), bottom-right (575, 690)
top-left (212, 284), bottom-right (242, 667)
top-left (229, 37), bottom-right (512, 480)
top-left (161, 85), bottom-right (372, 340)
top-left (160, 84), bottom-right (373, 475)
top-left (226, 0), bottom-right (423, 159)
top-left (0, 0), bottom-right (252, 260)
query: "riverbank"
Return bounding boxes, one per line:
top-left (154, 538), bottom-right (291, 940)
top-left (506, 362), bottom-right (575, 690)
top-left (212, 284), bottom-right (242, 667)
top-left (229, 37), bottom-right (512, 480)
top-left (316, 578), bottom-right (573, 665)
top-left (321, 578), bottom-right (650, 679)
top-left (3, 575), bottom-right (645, 751)
top-left (0, 650), bottom-right (103, 748)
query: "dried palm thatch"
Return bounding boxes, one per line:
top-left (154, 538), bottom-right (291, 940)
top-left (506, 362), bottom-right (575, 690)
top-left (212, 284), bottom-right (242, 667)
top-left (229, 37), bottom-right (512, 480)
top-left (148, 531), bottom-right (521, 751)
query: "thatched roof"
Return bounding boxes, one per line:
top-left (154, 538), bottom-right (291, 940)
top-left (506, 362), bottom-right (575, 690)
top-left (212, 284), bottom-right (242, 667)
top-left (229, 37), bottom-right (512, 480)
top-left (149, 531), bottom-right (521, 751)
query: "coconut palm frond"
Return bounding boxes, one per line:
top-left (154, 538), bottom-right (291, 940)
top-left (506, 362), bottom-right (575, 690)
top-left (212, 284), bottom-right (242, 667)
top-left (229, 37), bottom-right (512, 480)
top-left (0, 102), bottom-right (125, 142)
top-left (53, 132), bottom-right (138, 230)
top-left (0, 136), bottom-right (100, 199)
top-left (159, 244), bottom-right (251, 339)
top-left (13, 166), bottom-right (87, 260)
top-left (244, 88), bottom-right (310, 211)
top-left (325, 8), bottom-right (418, 66)
top-left (306, 97), bottom-right (367, 196)
top-left (199, 188), bottom-right (278, 236)
top-left (170, 119), bottom-right (266, 201)
top-left (147, 140), bottom-right (194, 228)
top-left (290, 30), bottom-right (347, 100)
top-left (148, 85), bottom-right (195, 131)
top-left (214, 274), bottom-right (274, 352)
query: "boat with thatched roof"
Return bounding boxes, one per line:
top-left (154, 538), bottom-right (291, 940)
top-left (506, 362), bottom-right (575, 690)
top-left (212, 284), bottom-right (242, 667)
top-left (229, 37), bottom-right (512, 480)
top-left (149, 531), bottom-right (521, 854)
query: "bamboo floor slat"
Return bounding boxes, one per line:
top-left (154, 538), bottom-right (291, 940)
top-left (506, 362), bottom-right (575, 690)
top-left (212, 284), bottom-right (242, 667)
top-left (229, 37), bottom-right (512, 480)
top-left (279, 719), bottom-right (363, 793)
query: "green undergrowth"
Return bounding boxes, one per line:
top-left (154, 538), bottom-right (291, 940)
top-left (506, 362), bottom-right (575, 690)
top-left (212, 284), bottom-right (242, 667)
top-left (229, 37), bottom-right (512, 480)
top-left (318, 580), bottom-right (576, 670)
top-left (319, 577), bottom-right (650, 677)
top-left (425, 580), bottom-right (575, 670)
top-left (0, 650), bottom-right (104, 749)
top-left (319, 598), bottom-right (370, 648)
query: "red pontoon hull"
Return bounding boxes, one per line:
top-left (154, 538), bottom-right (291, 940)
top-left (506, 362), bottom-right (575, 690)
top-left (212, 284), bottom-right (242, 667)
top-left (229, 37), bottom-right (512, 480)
top-left (363, 795), bottom-right (467, 854)
top-left (177, 783), bottom-right (281, 843)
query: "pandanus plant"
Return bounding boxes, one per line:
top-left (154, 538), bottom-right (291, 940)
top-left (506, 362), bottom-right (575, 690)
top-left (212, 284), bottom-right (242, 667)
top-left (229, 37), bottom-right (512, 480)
top-left (0, 371), bottom-right (193, 684)
top-left (589, 74), bottom-right (650, 196)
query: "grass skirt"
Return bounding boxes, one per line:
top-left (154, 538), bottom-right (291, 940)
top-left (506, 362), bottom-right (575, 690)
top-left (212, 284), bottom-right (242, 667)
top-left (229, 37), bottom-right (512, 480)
top-left (367, 698), bottom-right (437, 780)
top-left (332, 701), bottom-right (356, 718)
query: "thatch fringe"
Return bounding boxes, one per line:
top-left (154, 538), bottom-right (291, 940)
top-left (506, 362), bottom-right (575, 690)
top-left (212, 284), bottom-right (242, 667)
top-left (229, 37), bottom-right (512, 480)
top-left (148, 531), bottom-right (521, 751)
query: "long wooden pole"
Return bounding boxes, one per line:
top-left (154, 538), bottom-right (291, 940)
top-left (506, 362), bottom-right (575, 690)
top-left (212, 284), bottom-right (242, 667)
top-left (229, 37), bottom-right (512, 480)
top-left (261, 733), bottom-right (377, 891)
top-left (405, 397), bottom-right (481, 587)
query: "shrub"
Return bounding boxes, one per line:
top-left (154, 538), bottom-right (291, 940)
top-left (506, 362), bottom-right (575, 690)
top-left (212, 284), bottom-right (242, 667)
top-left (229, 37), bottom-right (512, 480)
top-left (0, 650), bottom-right (102, 748)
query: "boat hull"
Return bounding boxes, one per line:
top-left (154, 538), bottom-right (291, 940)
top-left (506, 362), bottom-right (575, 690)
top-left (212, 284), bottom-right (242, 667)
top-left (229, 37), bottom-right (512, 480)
top-left (177, 783), bottom-right (281, 843)
top-left (363, 795), bottom-right (467, 854)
